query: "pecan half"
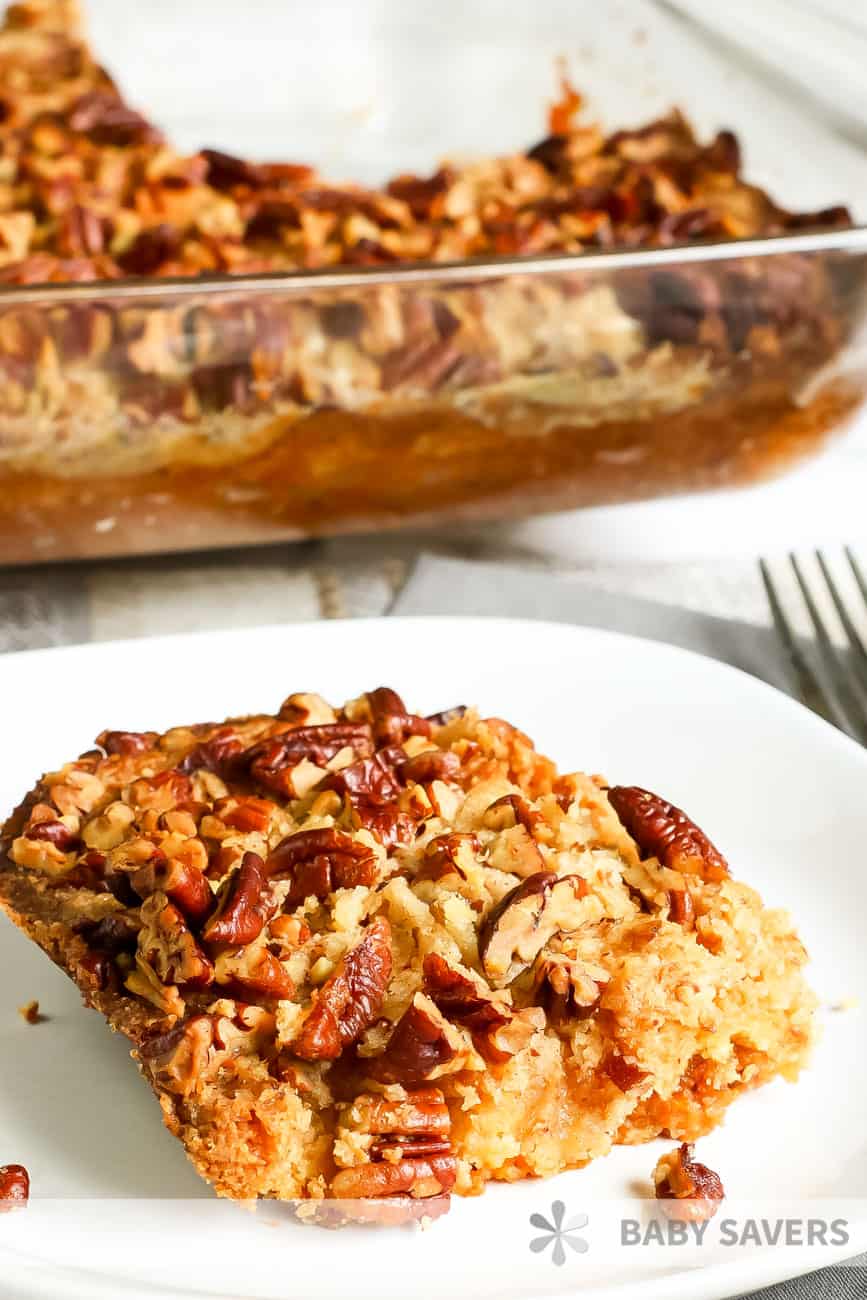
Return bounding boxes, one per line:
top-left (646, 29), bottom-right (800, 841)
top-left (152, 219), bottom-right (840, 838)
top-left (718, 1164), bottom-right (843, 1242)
top-left (211, 796), bottom-right (274, 834)
top-left (266, 828), bottom-right (377, 904)
top-left (324, 752), bottom-right (401, 807)
top-left (292, 917), bottom-right (392, 1060)
top-left (479, 873), bottom-right (588, 987)
top-left (0, 1164), bottom-right (29, 1213)
top-left (137, 892), bottom-right (213, 989)
top-left (369, 994), bottom-right (460, 1085)
top-left (607, 786), bottom-right (729, 882)
top-left (201, 852), bottom-right (271, 946)
top-left (330, 1154), bottom-right (456, 1201)
top-left (139, 1014), bottom-right (215, 1097)
top-left (654, 1144), bottom-right (725, 1222)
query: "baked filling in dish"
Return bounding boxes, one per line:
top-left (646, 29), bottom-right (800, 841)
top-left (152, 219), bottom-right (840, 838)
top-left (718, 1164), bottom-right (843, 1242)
top-left (0, 0), bottom-right (862, 563)
top-left (0, 687), bottom-right (815, 1219)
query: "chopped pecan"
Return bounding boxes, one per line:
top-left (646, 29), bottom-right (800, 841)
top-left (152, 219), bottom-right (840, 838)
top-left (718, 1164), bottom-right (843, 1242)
top-left (96, 729), bottom-right (157, 755)
top-left (365, 687), bottom-right (433, 747)
top-left (118, 224), bottom-right (181, 276)
top-left (534, 952), bottom-right (608, 1025)
top-left (76, 911), bottom-right (140, 956)
top-left (67, 90), bottom-right (162, 147)
top-left (277, 692), bottom-right (336, 726)
top-left (292, 917), bottom-right (392, 1060)
top-left (246, 724), bottom-right (373, 797)
top-left (213, 939), bottom-right (293, 1000)
top-left (0, 1165), bottom-right (29, 1213)
top-left (128, 770), bottom-right (194, 813)
top-left (324, 751), bottom-right (401, 807)
top-left (178, 731), bottom-right (245, 780)
top-left (668, 887), bottom-right (696, 930)
top-left (202, 852), bottom-right (272, 946)
top-left (399, 749), bottom-right (460, 785)
top-left (130, 852), bottom-right (213, 925)
top-left (81, 801), bottom-right (136, 851)
top-left (415, 832), bottom-right (479, 882)
top-left (654, 1144), bottom-right (725, 1222)
top-left (607, 786), bottom-right (729, 882)
top-left (479, 873), bottom-right (588, 987)
top-left (422, 953), bottom-right (516, 1062)
top-left (22, 818), bottom-right (80, 852)
top-left (266, 828), bottom-right (377, 905)
top-left (482, 793), bottom-right (547, 838)
top-left (137, 892), bottom-right (213, 989)
top-left (369, 994), bottom-right (460, 1085)
top-left (352, 804), bottom-right (416, 850)
top-left (425, 705), bottom-right (468, 727)
top-left (603, 1051), bottom-right (649, 1092)
top-left (139, 1014), bottom-right (214, 1097)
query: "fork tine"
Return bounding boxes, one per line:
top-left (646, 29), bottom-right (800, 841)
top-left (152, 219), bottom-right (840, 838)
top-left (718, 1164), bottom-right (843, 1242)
top-left (845, 547), bottom-right (867, 608)
top-left (815, 551), bottom-right (867, 687)
top-left (788, 553), bottom-right (867, 743)
top-left (759, 559), bottom-right (841, 731)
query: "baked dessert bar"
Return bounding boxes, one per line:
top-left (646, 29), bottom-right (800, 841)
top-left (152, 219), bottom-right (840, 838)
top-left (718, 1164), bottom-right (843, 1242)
top-left (0, 687), bottom-right (815, 1216)
top-left (0, 1), bottom-right (862, 562)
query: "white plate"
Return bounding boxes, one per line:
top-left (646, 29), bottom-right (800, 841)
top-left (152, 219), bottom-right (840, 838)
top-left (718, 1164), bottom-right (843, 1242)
top-left (0, 618), bottom-right (865, 1300)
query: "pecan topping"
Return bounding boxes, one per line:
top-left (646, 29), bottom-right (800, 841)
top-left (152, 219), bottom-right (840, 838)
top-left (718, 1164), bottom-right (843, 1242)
top-left (212, 795), bottom-right (274, 834)
top-left (425, 705), bottom-right (468, 727)
top-left (214, 941), bottom-right (294, 1001)
top-left (178, 731), bottom-right (245, 780)
top-left (128, 770), bottom-right (194, 813)
top-left (68, 90), bottom-right (162, 147)
top-left (324, 752), bottom-right (401, 807)
top-left (422, 953), bottom-right (517, 1062)
top-left (245, 724), bottom-right (373, 797)
top-left (366, 687), bottom-right (433, 746)
top-left (130, 853), bottom-right (213, 925)
top-left (416, 833), bottom-right (480, 882)
top-left (277, 692), bottom-right (336, 726)
top-left (607, 786), bottom-right (729, 882)
top-left (23, 818), bottom-right (80, 852)
top-left (137, 892), bottom-right (214, 989)
top-left (0, 1164), bottom-right (29, 1213)
top-left (292, 917), bottom-right (392, 1060)
top-left (399, 749), bottom-right (460, 785)
top-left (370, 994), bottom-right (459, 1085)
top-left (482, 793), bottom-right (547, 837)
top-left (332, 1085), bottom-right (455, 1206)
top-left (96, 729), bottom-right (157, 756)
top-left (330, 1154), bottom-right (456, 1201)
top-left (202, 852), bottom-right (271, 946)
top-left (479, 872), bottom-right (588, 987)
top-left (139, 1014), bottom-right (215, 1097)
top-left (266, 828), bottom-right (377, 904)
top-left (654, 1144), bottom-right (725, 1222)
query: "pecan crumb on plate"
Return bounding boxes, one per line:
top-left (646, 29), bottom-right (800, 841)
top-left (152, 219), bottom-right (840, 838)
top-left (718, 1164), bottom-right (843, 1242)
top-left (17, 998), bottom-right (43, 1023)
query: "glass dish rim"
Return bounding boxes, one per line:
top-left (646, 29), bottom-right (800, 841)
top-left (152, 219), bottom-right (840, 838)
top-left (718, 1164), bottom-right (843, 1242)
top-left (3, 226), bottom-right (867, 306)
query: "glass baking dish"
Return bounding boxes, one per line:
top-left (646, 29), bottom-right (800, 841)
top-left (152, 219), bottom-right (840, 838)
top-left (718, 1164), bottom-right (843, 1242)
top-left (2, 228), bottom-right (867, 564)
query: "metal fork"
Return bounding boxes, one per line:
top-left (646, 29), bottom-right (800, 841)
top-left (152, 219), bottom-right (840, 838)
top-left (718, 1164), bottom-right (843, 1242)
top-left (760, 548), bottom-right (867, 744)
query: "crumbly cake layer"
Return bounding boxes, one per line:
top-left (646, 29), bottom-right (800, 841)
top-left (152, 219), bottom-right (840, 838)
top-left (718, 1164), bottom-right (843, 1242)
top-left (0, 687), bottom-right (815, 1214)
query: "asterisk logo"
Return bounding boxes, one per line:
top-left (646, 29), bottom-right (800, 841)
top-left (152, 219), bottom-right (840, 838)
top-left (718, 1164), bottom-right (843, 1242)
top-left (529, 1200), bottom-right (590, 1266)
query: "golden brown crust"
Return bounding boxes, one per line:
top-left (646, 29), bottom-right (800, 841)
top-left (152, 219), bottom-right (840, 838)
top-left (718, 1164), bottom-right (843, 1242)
top-left (0, 686), bottom-right (816, 1214)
